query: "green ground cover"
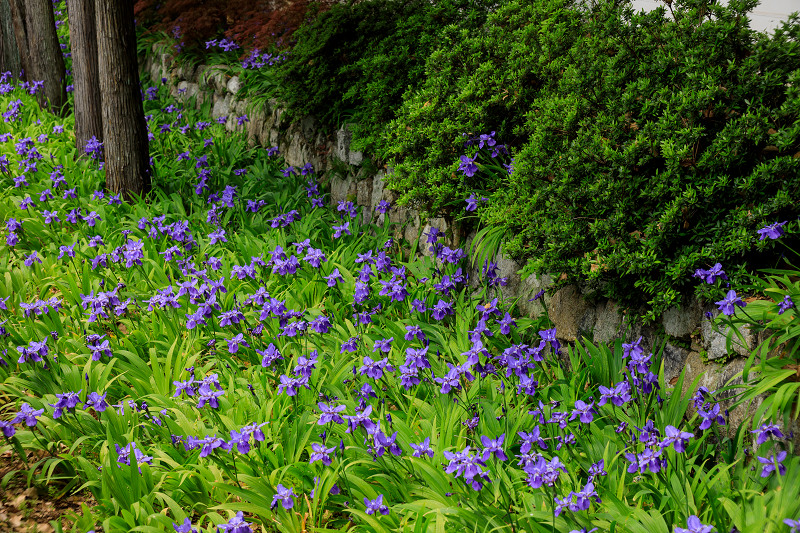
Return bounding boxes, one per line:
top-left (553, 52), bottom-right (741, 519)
top-left (0, 2), bottom-right (798, 532)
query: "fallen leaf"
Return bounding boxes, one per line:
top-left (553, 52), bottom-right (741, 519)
top-left (11, 494), bottom-right (26, 509)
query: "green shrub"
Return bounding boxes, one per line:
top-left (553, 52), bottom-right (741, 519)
top-left (274, 0), bottom-right (494, 152)
top-left (382, 0), bottom-right (800, 318)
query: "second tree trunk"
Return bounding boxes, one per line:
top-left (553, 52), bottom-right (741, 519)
top-left (96, 0), bottom-right (151, 199)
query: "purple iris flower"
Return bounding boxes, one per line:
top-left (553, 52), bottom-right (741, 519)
top-left (88, 339), bottom-right (113, 361)
top-left (758, 451), bottom-right (787, 478)
top-left (431, 299), bottom-right (454, 320)
top-left (497, 312), bottom-right (517, 334)
top-left (318, 403), bottom-right (346, 425)
top-left (410, 437), bottom-right (434, 458)
top-left (359, 356), bottom-right (394, 380)
top-left (208, 228), bottom-right (227, 244)
top-left (344, 405), bottom-right (376, 433)
top-left (409, 298), bottom-right (426, 313)
top-left (24, 251), bottom-right (42, 267)
top-left (398, 365), bottom-right (421, 389)
top-left (480, 433), bottom-right (507, 461)
top-left (227, 422), bottom-right (267, 454)
top-left (173, 518), bottom-right (198, 533)
top-left (372, 337), bottom-right (393, 353)
top-left (554, 494), bottom-right (573, 517)
top-left (458, 154), bottom-right (479, 178)
top-left (588, 460), bottom-right (607, 481)
top-left (777, 295), bottom-right (795, 315)
top-left (524, 455), bottom-right (566, 489)
top-left (218, 511), bottom-right (252, 533)
top-left (715, 289), bottom-right (745, 316)
top-left (51, 390), bottom-right (82, 418)
top-left (271, 484), bottom-right (297, 510)
top-left (598, 381), bottom-right (631, 407)
top-left (364, 494), bottom-right (390, 515)
top-left (624, 448), bottom-right (665, 474)
top-left (751, 422), bottom-right (785, 445)
top-left (372, 427), bottom-right (402, 457)
top-left (443, 445), bottom-right (492, 490)
top-left (569, 400), bottom-right (595, 424)
top-left (309, 315), bottom-right (331, 334)
top-left (12, 403), bottom-right (44, 427)
top-left (332, 221), bottom-right (351, 238)
top-left (659, 425), bottom-right (693, 452)
top-left (193, 435), bottom-right (227, 457)
top-left (518, 428), bottom-right (547, 453)
top-left (692, 262), bottom-right (727, 283)
top-left (341, 336), bottom-right (360, 353)
top-left (571, 482), bottom-right (600, 511)
top-left (784, 518), bottom-right (800, 533)
top-left (42, 210), bottom-right (59, 224)
top-left (303, 248), bottom-right (326, 268)
top-left (84, 211), bottom-right (101, 226)
top-left (85, 392), bottom-right (109, 412)
top-left (539, 327), bottom-right (561, 354)
top-left (309, 442), bottom-right (336, 465)
top-left (337, 200), bottom-right (358, 218)
top-left (324, 268), bottom-right (344, 287)
top-left (757, 221), bottom-right (787, 240)
top-left (227, 333), bottom-right (249, 354)
top-left (0, 420), bottom-right (15, 437)
top-left (290, 350), bottom-right (315, 378)
top-left (405, 346), bottom-right (430, 370)
top-left (354, 281), bottom-right (370, 304)
top-left (197, 383), bottom-right (224, 408)
top-left (115, 442), bottom-right (153, 471)
top-left (404, 325), bottom-right (426, 343)
top-left (674, 516), bottom-right (714, 533)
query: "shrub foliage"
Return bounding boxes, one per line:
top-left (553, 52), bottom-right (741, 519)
top-left (274, 0), bottom-right (495, 151)
top-left (381, 0), bottom-right (800, 316)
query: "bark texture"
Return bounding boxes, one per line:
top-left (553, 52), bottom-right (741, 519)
top-left (68, 0), bottom-right (103, 152)
top-left (0, 0), bottom-right (22, 77)
top-left (7, 0), bottom-right (30, 79)
top-left (24, 0), bottom-right (67, 112)
top-left (96, 0), bottom-right (151, 199)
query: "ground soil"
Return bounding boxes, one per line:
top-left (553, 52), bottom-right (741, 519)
top-left (0, 449), bottom-right (96, 533)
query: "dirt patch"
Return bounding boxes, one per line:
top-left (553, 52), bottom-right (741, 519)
top-left (0, 450), bottom-right (97, 533)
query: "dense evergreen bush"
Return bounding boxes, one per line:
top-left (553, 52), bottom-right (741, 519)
top-left (274, 0), bottom-right (494, 151)
top-left (381, 0), bottom-right (800, 317)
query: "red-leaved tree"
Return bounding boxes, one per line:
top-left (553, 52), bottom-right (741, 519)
top-left (134, 0), bottom-right (327, 52)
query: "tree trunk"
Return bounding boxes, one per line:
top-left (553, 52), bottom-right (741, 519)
top-left (7, 0), bottom-right (30, 79)
top-left (0, 0), bottom-right (22, 77)
top-left (24, 0), bottom-right (67, 112)
top-left (96, 0), bottom-right (151, 200)
top-left (68, 0), bottom-right (103, 152)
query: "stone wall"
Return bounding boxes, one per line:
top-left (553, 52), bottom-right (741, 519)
top-left (141, 48), bottom-right (791, 438)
